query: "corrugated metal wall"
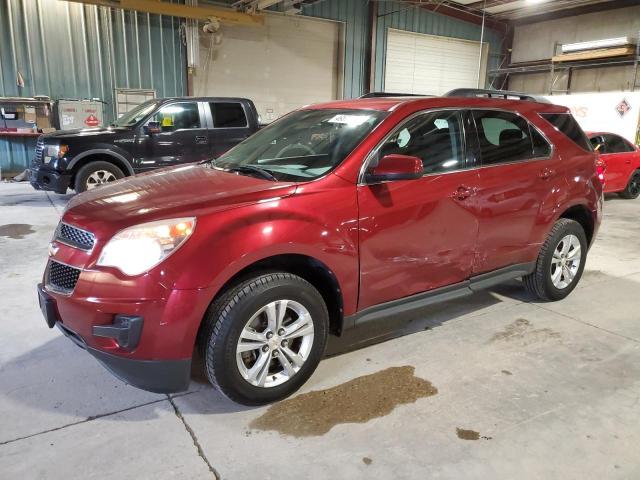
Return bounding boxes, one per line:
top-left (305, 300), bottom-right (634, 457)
top-left (303, 0), bottom-right (504, 97)
top-left (0, 0), bottom-right (186, 174)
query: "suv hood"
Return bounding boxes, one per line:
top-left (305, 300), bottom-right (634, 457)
top-left (43, 126), bottom-right (131, 140)
top-left (63, 164), bottom-right (297, 233)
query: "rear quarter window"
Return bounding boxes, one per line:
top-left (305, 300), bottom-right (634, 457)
top-left (540, 113), bottom-right (592, 152)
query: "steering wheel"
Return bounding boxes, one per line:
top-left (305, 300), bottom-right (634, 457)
top-left (275, 143), bottom-right (316, 159)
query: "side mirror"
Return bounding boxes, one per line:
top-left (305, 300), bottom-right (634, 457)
top-left (365, 154), bottom-right (423, 183)
top-left (144, 121), bottom-right (161, 135)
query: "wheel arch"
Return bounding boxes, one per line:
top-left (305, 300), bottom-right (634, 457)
top-left (558, 204), bottom-right (595, 246)
top-left (199, 253), bottom-right (345, 338)
top-left (68, 149), bottom-right (135, 183)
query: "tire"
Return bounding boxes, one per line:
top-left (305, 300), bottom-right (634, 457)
top-left (523, 218), bottom-right (587, 302)
top-left (199, 273), bottom-right (329, 405)
top-left (74, 161), bottom-right (124, 193)
top-left (619, 170), bottom-right (640, 200)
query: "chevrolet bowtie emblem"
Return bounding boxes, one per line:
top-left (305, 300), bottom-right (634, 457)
top-left (48, 242), bottom-right (59, 257)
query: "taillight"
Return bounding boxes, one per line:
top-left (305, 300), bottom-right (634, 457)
top-left (596, 158), bottom-right (606, 185)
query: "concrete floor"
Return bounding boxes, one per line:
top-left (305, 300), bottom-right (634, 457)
top-left (1, 181), bottom-right (639, 479)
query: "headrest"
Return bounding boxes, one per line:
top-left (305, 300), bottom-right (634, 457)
top-left (500, 129), bottom-right (522, 146)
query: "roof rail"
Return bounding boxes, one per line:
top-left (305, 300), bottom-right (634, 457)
top-left (445, 88), bottom-right (550, 103)
top-left (359, 92), bottom-right (432, 98)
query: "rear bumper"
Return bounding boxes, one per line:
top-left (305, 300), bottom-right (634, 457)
top-left (30, 166), bottom-right (71, 193)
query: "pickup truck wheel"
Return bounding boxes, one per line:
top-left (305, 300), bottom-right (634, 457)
top-left (619, 170), bottom-right (640, 199)
top-left (74, 161), bottom-right (124, 193)
top-left (523, 218), bottom-right (587, 301)
top-left (199, 273), bottom-right (328, 405)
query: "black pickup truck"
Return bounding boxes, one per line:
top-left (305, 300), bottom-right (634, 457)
top-left (30, 97), bottom-right (260, 193)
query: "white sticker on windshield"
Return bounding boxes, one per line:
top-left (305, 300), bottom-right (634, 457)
top-left (434, 119), bottom-right (449, 129)
top-left (327, 114), bottom-right (372, 127)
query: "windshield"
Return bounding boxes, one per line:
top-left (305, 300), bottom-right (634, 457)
top-left (112, 100), bottom-right (159, 127)
top-left (214, 109), bottom-right (388, 181)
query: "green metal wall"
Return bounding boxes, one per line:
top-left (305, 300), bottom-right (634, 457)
top-left (0, 0), bottom-right (186, 174)
top-left (303, 0), bottom-right (504, 97)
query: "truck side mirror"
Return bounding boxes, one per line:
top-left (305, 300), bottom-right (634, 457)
top-left (144, 121), bottom-right (161, 135)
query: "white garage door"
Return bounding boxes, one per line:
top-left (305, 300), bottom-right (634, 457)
top-left (195, 14), bottom-right (342, 123)
top-left (384, 28), bottom-right (489, 96)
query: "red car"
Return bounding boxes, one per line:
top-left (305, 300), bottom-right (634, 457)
top-left (588, 132), bottom-right (640, 199)
top-left (38, 91), bottom-right (603, 405)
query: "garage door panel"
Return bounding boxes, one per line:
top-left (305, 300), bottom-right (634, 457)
top-left (195, 14), bottom-right (341, 123)
top-left (385, 29), bottom-right (488, 96)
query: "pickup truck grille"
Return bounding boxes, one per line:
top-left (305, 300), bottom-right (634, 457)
top-left (56, 223), bottom-right (96, 251)
top-left (47, 261), bottom-right (81, 294)
top-left (33, 137), bottom-right (45, 166)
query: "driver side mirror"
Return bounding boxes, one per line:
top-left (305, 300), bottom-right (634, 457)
top-left (365, 154), bottom-right (423, 183)
top-left (144, 121), bottom-right (161, 135)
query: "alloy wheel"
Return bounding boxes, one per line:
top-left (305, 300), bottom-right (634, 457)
top-left (86, 170), bottom-right (117, 190)
top-left (236, 299), bottom-right (314, 388)
top-left (550, 234), bottom-right (581, 289)
top-left (629, 173), bottom-right (640, 197)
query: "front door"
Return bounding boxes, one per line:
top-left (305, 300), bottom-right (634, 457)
top-left (470, 109), bottom-right (560, 273)
top-left (357, 110), bottom-right (480, 310)
top-left (138, 101), bottom-right (210, 169)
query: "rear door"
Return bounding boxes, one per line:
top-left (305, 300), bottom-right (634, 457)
top-left (139, 101), bottom-right (210, 167)
top-left (471, 109), bottom-right (557, 274)
top-left (208, 101), bottom-right (253, 158)
top-left (357, 109), bottom-right (481, 309)
top-left (600, 134), bottom-right (638, 191)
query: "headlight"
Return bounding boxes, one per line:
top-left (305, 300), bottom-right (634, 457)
top-left (97, 218), bottom-right (196, 276)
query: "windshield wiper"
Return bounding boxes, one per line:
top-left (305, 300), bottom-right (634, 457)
top-left (227, 165), bottom-right (278, 181)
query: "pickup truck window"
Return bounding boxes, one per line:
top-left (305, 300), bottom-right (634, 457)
top-left (215, 108), bottom-right (388, 181)
top-left (112, 100), bottom-right (159, 127)
top-left (151, 102), bottom-right (201, 131)
top-left (211, 102), bottom-right (248, 128)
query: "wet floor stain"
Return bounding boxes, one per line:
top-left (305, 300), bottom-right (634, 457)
top-left (456, 428), bottom-right (480, 440)
top-left (249, 366), bottom-right (438, 437)
top-left (362, 457), bottom-right (373, 466)
top-left (0, 223), bottom-right (34, 239)
top-left (488, 318), bottom-right (560, 345)
top-left (501, 369), bottom-right (513, 375)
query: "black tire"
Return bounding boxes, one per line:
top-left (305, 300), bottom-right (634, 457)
top-left (74, 161), bottom-right (124, 193)
top-left (523, 218), bottom-right (588, 302)
top-left (619, 170), bottom-right (640, 200)
top-left (199, 273), bottom-right (329, 405)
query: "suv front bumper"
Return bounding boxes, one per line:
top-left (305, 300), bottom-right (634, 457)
top-left (30, 166), bottom-right (71, 194)
top-left (37, 283), bottom-right (204, 393)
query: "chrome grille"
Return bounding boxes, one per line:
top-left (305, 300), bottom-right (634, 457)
top-left (56, 223), bottom-right (96, 251)
top-left (33, 137), bottom-right (45, 166)
top-left (47, 261), bottom-right (81, 294)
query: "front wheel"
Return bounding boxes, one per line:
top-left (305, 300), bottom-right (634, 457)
top-left (199, 273), bottom-right (328, 405)
top-left (523, 218), bottom-right (587, 301)
top-left (74, 161), bottom-right (124, 193)
top-left (619, 170), bottom-right (640, 199)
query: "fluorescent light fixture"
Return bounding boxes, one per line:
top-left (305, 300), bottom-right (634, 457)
top-left (562, 37), bottom-right (634, 53)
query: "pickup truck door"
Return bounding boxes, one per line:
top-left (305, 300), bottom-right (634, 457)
top-left (207, 101), bottom-right (254, 159)
top-left (137, 101), bottom-right (210, 169)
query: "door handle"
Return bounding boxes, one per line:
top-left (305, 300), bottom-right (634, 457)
top-left (195, 136), bottom-right (208, 145)
top-left (538, 168), bottom-right (556, 180)
top-left (451, 185), bottom-right (475, 201)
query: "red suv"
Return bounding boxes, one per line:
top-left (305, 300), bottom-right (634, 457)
top-left (588, 132), bottom-right (640, 199)
top-left (38, 90), bottom-right (603, 405)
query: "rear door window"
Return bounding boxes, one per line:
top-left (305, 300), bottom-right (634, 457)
top-left (211, 102), bottom-right (248, 128)
top-left (604, 134), bottom-right (635, 153)
top-left (472, 110), bottom-right (548, 165)
top-left (540, 113), bottom-right (592, 152)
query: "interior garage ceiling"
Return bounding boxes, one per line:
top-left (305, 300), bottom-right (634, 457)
top-left (397, 0), bottom-right (636, 23)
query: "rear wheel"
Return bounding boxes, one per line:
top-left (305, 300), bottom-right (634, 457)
top-left (199, 272), bottom-right (328, 405)
top-left (619, 170), bottom-right (640, 199)
top-left (74, 161), bottom-right (124, 193)
top-left (523, 218), bottom-right (587, 301)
